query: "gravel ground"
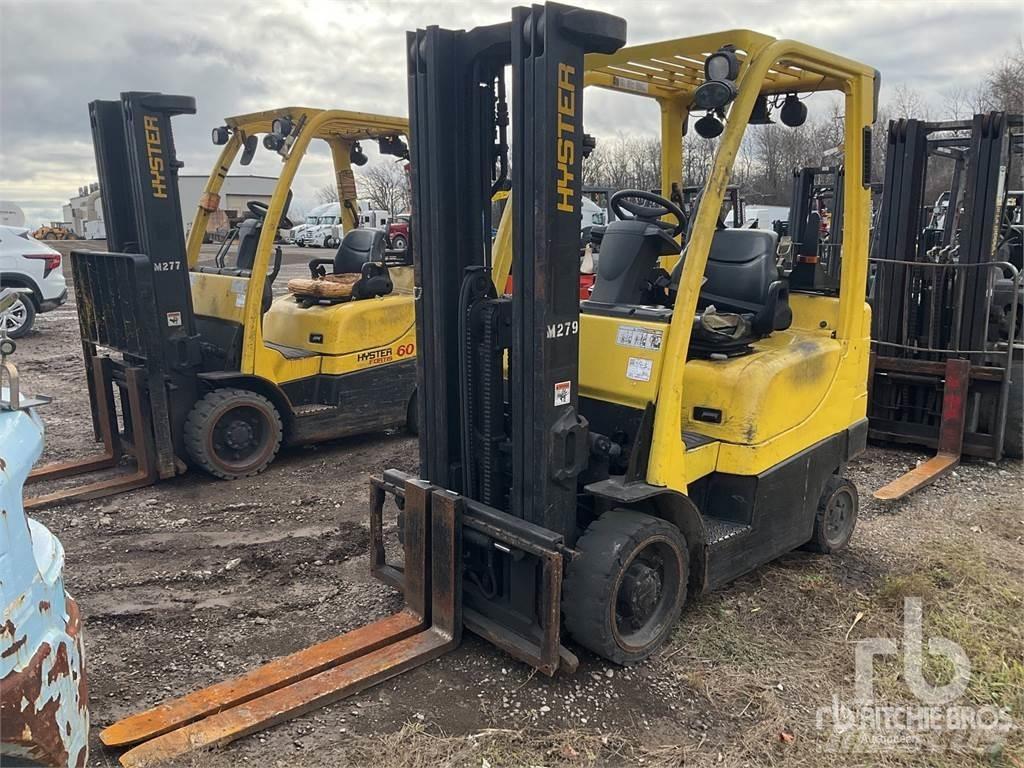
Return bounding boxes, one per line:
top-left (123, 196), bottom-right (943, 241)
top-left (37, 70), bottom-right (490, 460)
top-left (10, 279), bottom-right (1023, 768)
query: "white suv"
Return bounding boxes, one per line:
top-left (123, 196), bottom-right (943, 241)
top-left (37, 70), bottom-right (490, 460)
top-left (0, 225), bottom-right (68, 337)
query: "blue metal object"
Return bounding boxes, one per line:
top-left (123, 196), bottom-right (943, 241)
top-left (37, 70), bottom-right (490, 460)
top-left (1, 356), bottom-right (88, 767)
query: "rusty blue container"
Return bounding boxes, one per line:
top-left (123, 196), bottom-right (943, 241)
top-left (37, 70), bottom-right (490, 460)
top-left (1, 367), bottom-right (88, 766)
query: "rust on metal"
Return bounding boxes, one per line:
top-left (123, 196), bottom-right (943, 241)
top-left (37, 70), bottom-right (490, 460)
top-left (874, 358), bottom-right (971, 501)
top-left (104, 478), bottom-right (463, 768)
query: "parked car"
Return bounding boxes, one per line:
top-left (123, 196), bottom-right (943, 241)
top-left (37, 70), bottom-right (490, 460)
top-left (0, 225), bottom-right (68, 337)
top-left (387, 214), bottom-right (411, 250)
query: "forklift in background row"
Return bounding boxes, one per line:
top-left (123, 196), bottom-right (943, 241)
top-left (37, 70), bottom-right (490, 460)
top-left (100, 7), bottom-right (879, 764)
top-left (868, 114), bottom-right (1022, 499)
top-left (27, 97), bottom-right (418, 508)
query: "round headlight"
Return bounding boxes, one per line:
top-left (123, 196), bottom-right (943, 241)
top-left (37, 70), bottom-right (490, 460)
top-left (693, 79), bottom-right (737, 111)
top-left (263, 134), bottom-right (284, 151)
top-left (211, 126), bottom-right (230, 146)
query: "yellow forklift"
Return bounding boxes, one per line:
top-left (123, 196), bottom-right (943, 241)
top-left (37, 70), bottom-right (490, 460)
top-left (100, 6), bottom-right (878, 764)
top-left (28, 99), bottom-right (417, 506)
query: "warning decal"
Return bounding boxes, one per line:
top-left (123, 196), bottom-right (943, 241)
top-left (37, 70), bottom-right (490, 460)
top-left (616, 325), bottom-right (663, 351)
top-left (626, 357), bottom-right (653, 382)
top-left (554, 380), bottom-right (571, 406)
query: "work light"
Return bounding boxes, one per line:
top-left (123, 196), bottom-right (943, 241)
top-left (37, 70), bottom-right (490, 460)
top-left (271, 117), bottom-right (294, 137)
top-left (780, 94), bottom-right (807, 127)
top-left (704, 46), bottom-right (739, 82)
top-left (693, 79), bottom-right (737, 111)
top-left (748, 95), bottom-right (773, 125)
top-left (695, 112), bottom-right (724, 139)
top-left (350, 141), bottom-right (368, 166)
top-left (211, 126), bottom-right (230, 145)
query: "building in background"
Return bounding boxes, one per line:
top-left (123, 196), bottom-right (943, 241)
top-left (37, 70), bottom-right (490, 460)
top-left (59, 175), bottom-right (279, 241)
top-left (0, 201), bottom-right (26, 228)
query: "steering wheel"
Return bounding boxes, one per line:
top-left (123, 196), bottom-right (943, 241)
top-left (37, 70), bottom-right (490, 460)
top-left (247, 200), bottom-right (294, 230)
top-left (610, 189), bottom-right (685, 236)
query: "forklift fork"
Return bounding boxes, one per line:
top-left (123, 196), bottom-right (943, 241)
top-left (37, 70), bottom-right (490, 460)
top-left (99, 479), bottom-right (462, 767)
top-left (25, 356), bottom-right (161, 509)
top-left (873, 358), bottom-right (971, 501)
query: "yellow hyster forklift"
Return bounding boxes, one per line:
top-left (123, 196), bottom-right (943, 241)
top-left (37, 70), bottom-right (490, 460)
top-left (28, 98), bottom-right (417, 507)
top-left (100, 6), bottom-right (878, 764)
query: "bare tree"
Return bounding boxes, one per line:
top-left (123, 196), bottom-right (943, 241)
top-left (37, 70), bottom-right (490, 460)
top-left (356, 162), bottom-right (410, 215)
top-left (315, 184), bottom-right (339, 204)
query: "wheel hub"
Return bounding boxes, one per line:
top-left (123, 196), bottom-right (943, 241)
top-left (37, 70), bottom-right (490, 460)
top-left (826, 491), bottom-right (851, 538)
top-left (617, 561), bottom-right (662, 626)
top-left (224, 420), bottom-right (255, 450)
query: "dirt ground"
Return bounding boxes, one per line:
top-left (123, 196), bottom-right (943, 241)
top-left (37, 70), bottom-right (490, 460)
top-left (12, 277), bottom-right (1024, 768)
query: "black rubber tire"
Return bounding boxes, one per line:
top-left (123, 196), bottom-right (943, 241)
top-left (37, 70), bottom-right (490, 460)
top-left (2, 293), bottom-right (36, 338)
top-left (392, 234), bottom-right (408, 251)
top-left (184, 388), bottom-right (282, 479)
top-left (406, 389), bottom-right (419, 436)
top-left (1003, 360), bottom-right (1022, 459)
top-left (563, 509), bottom-right (688, 665)
top-left (805, 475), bottom-right (858, 554)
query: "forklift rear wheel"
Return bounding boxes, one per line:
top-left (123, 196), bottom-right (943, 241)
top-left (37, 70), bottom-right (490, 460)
top-left (184, 389), bottom-right (283, 480)
top-left (805, 475), bottom-right (858, 554)
top-left (563, 510), bottom-right (688, 665)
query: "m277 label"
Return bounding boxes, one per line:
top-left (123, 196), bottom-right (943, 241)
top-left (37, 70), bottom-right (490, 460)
top-left (616, 325), bottom-right (662, 351)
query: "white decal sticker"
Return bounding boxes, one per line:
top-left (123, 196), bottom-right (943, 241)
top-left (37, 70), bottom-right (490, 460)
top-left (612, 75), bottom-right (649, 94)
top-left (546, 320), bottom-right (579, 339)
top-left (235, 293), bottom-right (246, 307)
top-left (616, 325), bottom-right (663, 351)
top-left (554, 380), bottom-right (571, 406)
top-left (166, 311), bottom-right (182, 327)
top-left (626, 356), bottom-right (653, 382)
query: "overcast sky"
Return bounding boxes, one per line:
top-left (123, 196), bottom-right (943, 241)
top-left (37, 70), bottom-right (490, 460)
top-left (1, 0), bottom-right (1021, 226)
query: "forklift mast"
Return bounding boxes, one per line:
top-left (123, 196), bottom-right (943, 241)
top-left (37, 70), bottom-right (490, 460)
top-left (89, 92), bottom-right (198, 352)
top-left (409, 4), bottom-right (627, 540)
top-left (73, 92), bottom-right (201, 476)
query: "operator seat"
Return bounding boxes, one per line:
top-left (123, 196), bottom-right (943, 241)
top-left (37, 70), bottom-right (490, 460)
top-left (292, 228), bottom-right (394, 304)
top-left (234, 217), bottom-right (261, 272)
top-left (698, 229), bottom-right (792, 336)
top-left (585, 218), bottom-right (680, 306)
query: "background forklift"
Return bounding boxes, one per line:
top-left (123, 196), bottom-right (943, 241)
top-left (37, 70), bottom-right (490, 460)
top-left (99, 8), bottom-right (879, 765)
top-left (27, 95), bottom-right (417, 508)
top-left (868, 114), bottom-right (1023, 499)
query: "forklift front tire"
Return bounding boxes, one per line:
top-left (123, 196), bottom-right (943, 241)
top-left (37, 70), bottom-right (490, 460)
top-left (184, 388), bottom-right (283, 480)
top-left (804, 475), bottom-right (858, 554)
top-left (563, 509), bottom-right (688, 665)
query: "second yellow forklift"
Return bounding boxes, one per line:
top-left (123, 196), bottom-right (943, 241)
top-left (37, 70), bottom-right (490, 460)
top-left (29, 101), bottom-right (419, 506)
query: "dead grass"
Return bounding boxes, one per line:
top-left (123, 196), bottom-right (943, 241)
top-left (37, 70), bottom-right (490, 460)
top-left (344, 536), bottom-right (1022, 768)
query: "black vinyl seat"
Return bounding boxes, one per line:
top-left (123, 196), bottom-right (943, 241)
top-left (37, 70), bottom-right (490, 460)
top-left (301, 228), bottom-right (394, 303)
top-left (585, 219), bottom-right (680, 306)
top-left (699, 229), bottom-right (792, 336)
top-left (334, 227), bottom-right (385, 272)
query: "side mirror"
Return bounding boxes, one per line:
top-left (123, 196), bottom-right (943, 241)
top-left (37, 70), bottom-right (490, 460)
top-left (240, 135), bottom-right (258, 165)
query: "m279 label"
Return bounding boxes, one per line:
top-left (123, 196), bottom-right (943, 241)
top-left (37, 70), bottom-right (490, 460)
top-left (616, 325), bottom-right (662, 351)
top-left (547, 320), bottom-right (579, 339)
